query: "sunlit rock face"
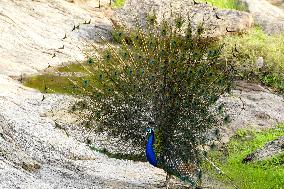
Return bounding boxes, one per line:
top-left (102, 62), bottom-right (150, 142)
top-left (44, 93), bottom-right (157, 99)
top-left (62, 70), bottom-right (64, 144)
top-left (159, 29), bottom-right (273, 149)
top-left (241, 0), bottom-right (284, 34)
top-left (0, 0), bottom-right (112, 77)
top-left (219, 81), bottom-right (284, 137)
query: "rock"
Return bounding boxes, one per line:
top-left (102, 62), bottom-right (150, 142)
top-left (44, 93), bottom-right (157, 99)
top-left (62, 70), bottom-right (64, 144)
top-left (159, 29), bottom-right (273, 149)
top-left (0, 0), bottom-right (281, 188)
top-left (0, 0), bottom-right (112, 77)
top-left (0, 156), bottom-right (166, 189)
top-left (267, 0), bottom-right (284, 9)
top-left (206, 81), bottom-right (284, 145)
top-left (220, 135), bottom-right (230, 144)
top-left (0, 75), bottom-right (98, 162)
top-left (0, 136), bottom-right (41, 172)
top-left (201, 174), bottom-right (236, 189)
top-left (0, 158), bottom-right (52, 189)
top-left (242, 153), bottom-right (255, 163)
top-left (241, 0), bottom-right (284, 34)
top-left (218, 81), bottom-right (284, 138)
top-left (113, 0), bottom-right (253, 38)
top-left (48, 107), bottom-right (144, 155)
top-left (243, 136), bottom-right (284, 162)
top-left (256, 57), bottom-right (264, 69)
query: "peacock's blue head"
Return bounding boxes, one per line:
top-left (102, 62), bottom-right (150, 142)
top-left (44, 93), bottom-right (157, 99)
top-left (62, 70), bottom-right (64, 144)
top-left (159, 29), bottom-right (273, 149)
top-left (145, 127), bottom-right (154, 138)
top-left (146, 127), bottom-right (153, 133)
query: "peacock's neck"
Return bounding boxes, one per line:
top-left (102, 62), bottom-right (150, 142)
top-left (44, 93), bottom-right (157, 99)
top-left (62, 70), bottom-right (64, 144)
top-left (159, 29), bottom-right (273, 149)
top-left (146, 133), bottom-right (158, 167)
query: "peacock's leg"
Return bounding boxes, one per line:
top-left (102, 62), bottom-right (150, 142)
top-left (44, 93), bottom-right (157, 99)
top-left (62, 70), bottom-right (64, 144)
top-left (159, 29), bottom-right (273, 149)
top-left (196, 168), bottom-right (203, 189)
top-left (165, 173), bottom-right (170, 189)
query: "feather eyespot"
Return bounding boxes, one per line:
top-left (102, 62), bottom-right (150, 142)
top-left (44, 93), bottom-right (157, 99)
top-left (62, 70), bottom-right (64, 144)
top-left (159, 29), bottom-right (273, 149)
top-left (87, 58), bottom-right (94, 65)
top-left (83, 79), bottom-right (89, 87)
top-left (149, 59), bottom-right (156, 65)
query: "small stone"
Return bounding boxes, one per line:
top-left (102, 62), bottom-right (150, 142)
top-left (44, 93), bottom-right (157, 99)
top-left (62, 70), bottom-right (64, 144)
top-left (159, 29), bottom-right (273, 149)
top-left (242, 153), bottom-right (255, 163)
top-left (22, 162), bottom-right (41, 172)
top-left (220, 136), bottom-right (230, 144)
top-left (39, 112), bottom-right (47, 117)
top-left (256, 57), bottom-right (264, 68)
top-left (0, 127), bottom-right (3, 138)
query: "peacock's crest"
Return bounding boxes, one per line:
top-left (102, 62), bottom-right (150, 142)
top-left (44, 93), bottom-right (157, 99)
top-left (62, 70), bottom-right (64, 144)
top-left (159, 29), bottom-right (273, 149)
top-left (67, 11), bottom-right (235, 188)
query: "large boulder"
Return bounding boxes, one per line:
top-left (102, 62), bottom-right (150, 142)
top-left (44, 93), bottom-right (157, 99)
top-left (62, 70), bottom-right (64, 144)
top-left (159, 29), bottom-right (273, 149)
top-left (0, 74), bottom-right (167, 189)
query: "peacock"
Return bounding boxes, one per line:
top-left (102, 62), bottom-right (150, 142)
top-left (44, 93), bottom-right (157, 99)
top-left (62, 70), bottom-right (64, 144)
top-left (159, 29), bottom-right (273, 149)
top-left (65, 11), bottom-right (235, 188)
top-left (145, 126), bottom-right (201, 188)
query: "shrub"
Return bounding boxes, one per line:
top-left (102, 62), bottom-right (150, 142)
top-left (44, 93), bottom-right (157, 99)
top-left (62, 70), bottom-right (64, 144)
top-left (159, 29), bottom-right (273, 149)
top-left (222, 27), bottom-right (284, 92)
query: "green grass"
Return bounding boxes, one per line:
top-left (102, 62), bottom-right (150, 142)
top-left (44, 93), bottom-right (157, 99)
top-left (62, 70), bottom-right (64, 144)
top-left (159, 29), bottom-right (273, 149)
top-left (206, 124), bottom-right (284, 189)
top-left (23, 74), bottom-right (77, 94)
top-left (112, 0), bottom-right (247, 10)
top-left (23, 60), bottom-right (105, 95)
top-left (23, 65), bottom-right (102, 95)
top-left (199, 0), bottom-right (247, 10)
top-left (222, 27), bottom-right (284, 92)
top-left (112, 0), bottom-right (126, 8)
top-left (23, 73), bottom-right (104, 95)
top-left (56, 63), bottom-right (92, 73)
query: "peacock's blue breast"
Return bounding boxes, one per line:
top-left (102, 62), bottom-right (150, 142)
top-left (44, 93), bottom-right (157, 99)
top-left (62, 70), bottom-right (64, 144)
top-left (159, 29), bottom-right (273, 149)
top-left (146, 133), bottom-right (158, 167)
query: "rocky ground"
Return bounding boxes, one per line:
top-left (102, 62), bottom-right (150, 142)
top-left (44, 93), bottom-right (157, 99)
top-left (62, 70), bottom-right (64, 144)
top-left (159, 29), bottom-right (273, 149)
top-left (0, 0), bottom-right (284, 189)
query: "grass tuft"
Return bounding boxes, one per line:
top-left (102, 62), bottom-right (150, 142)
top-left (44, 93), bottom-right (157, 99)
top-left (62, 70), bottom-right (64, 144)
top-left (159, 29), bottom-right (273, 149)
top-left (112, 0), bottom-right (126, 8)
top-left (199, 0), bottom-right (248, 11)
